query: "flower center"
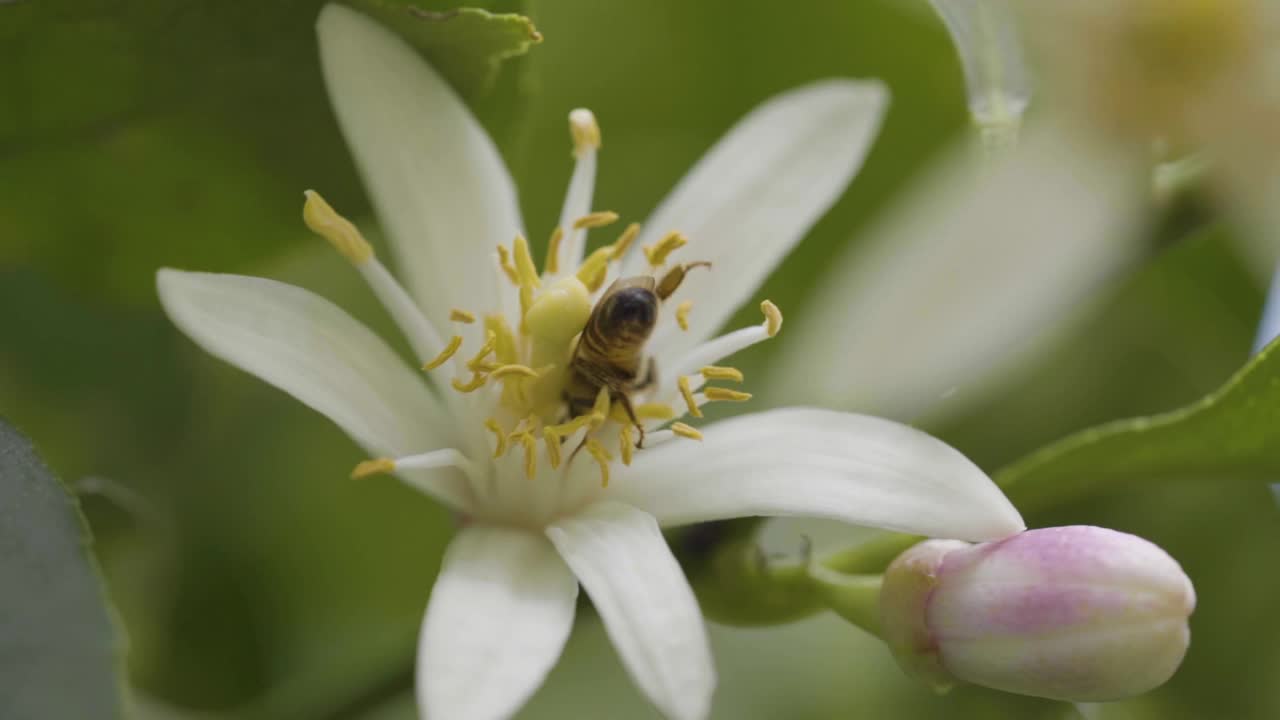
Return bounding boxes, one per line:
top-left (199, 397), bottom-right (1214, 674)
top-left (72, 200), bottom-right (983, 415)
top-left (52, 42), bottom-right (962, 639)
top-left (303, 108), bottom-right (784, 494)
top-left (418, 214), bottom-right (766, 488)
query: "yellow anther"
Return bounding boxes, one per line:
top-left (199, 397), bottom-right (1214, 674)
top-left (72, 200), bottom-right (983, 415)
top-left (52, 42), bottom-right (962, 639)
top-left (761, 300), bottom-right (783, 337)
top-left (350, 457), bottom-right (395, 480)
top-left (545, 226), bottom-right (564, 275)
top-left (704, 387), bottom-right (753, 403)
top-left (546, 414), bottom-right (591, 439)
top-left (573, 211), bottom-right (620, 230)
top-left (576, 246), bottom-right (613, 292)
top-left (676, 300), bottom-right (694, 331)
top-left (544, 431), bottom-right (563, 469)
top-left (451, 373), bottom-right (488, 393)
top-left (569, 108), bottom-right (601, 157)
top-left (423, 335), bottom-right (463, 371)
top-left (513, 234), bottom-right (541, 289)
top-left (484, 315), bottom-right (518, 364)
top-left (465, 332), bottom-right (496, 371)
top-left (489, 364), bottom-right (539, 380)
top-left (484, 418), bottom-right (507, 458)
top-left (677, 375), bottom-right (702, 418)
top-left (610, 222), bottom-right (640, 260)
top-left (496, 245), bottom-right (520, 285)
top-left (701, 365), bottom-right (744, 383)
top-left (619, 425), bottom-right (634, 466)
top-left (671, 422), bottom-right (704, 441)
top-left (518, 432), bottom-right (537, 480)
top-left (449, 308), bottom-right (476, 324)
top-left (634, 402), bottom-right (676, 421)
top-left (643, 231), bottom-right (687, 267)
top-left (302, 190), bottom-right (373, 265)
top-left (585, 438), bottom-right (612, 487)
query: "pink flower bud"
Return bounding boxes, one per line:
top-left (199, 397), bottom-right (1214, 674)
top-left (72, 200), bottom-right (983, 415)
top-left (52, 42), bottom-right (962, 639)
top-left (880, 526), bottom-right (1195, 701)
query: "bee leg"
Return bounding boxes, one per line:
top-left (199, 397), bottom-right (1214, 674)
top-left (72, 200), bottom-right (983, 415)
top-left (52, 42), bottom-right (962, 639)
top-left (614, 392), bottom-right (646, 449)
top-left (566, 436), bottom-right (588, 467)
top-left (655, 261), bottom-right (712, 301)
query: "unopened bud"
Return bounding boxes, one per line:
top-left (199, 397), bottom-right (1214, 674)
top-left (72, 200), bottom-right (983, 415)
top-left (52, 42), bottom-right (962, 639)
top-left (880, 526), bottom-right (1195, 702)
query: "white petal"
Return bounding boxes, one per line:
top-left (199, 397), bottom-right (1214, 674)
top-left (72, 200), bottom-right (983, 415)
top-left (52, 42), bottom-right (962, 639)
top-left (768, 123), bottom-right (1145, 423)
top-left (418, 525), bottom-right (578, 720)
top-left (156, 269), bottom-right (470, 511)
top-left (547, 502), bottom-right (715, 720)
top-left (317, 4), bottom-right (523, 332)
top-left (609, 408), bottom-right (1024, 542)
top-left (623, 80), bottom-right (888, 361)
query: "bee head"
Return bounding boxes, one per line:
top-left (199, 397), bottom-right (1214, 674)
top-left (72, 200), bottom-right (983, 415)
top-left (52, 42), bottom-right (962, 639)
top-left (602, 286), bottom-right (658, 342)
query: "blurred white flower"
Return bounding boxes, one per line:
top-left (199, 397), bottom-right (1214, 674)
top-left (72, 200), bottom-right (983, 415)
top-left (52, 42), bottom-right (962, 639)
top-left (768, 122), bottom-right (1146, 431)
top-left (1021, 0), bottom-right (1280, 271)
top-left (880, 526), bottom-right (1195, 701)
top-left (927, 0), bottom-right (1031, 153)
top-left (156, 5), bottom-right (1026, 719)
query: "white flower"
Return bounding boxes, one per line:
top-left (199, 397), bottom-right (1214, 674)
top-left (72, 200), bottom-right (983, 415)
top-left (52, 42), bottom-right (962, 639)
top-left (156, 5), bottom-right (1025, 719)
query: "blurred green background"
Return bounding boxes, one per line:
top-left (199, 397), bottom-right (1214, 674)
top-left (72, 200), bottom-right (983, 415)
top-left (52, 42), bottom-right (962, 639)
top-left (2, 1), bottom-right (1277, 718)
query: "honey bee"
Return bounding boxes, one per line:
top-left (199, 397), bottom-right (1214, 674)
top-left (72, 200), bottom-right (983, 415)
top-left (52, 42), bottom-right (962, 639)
top-left (564, 262), bottom-right (709, 448)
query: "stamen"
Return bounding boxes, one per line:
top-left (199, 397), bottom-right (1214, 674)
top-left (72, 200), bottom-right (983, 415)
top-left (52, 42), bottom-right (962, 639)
top-left (356, 448), bottom-right (479, 484)
top-left (484, 418), bottom-right (507, 457)
top-left (351, 457), bottom-right (395, 480)
top-left (484, 315), bottom-right (519, 364)
top-left (704, 387), bottom-right (752, 402)
top-left (450, 308), bottom-right (476, 324)
top-left (489, 364), bottom-right (539, 380)
top-left (643, 231), bottom-right (688, 267)
top-left (676, 300), bottom-right (694, 331)
top-left (545, 227), bottom-right (564, 275)
top-left (544, 432), bottom-right (563, 469)
top-left (543, 414), bottom-right (591, 469)
top-left (634, 402), bottom-right (676, 420)
top-left (516, 431), bottom-right (537, 480)
top-left (761, 300), bottom-right (783, 337)
top-left (576, 246), bottom-right (613, 292)
top-left (465, 332), bottom-right (497, 371)
top-left (513, 234), bottom-right (541, 289)
top-left (666, 302), bottom-right (784, 382)
top-left (496, 245), bottom-right (520, 285)
top-left (701, 365), bottom-right (744, 383)
top-left (569, 108), bottom-right (601, 157)
top-left (671, 422), bottom-right (704, 441)
top-left (558, 109), bottom-right (601, 276)
top-left (619, 425), bottom-right (634, 466)
top-left (519, 285), bottom-right (535, 333)
top-left (573, 211), bottom-right (620, 229)
top-left (610, 222), bottom-right (640, 260)
top-left (423, 335), bottom-right (463, 371)
top-left (451, 373), bottom-right (488, 392)
top-left (677, 376), bottom-right (703, 418)
top-left (585, 438), bottom-right (612, 487)
top-left (302, 190), bottom-right (373, 265)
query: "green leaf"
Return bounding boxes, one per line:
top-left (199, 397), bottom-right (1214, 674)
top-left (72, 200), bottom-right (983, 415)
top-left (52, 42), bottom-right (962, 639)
top-left (345, 2), bottom-right (542, 98)
top-left (0, 0), bottom-right (538, 304)
top-left (997, 335), bottom-right (1280, 515)
top-left (820, 328), bottom-right (1280, 578)
top-left (0, 418), bottom-right (129, 718)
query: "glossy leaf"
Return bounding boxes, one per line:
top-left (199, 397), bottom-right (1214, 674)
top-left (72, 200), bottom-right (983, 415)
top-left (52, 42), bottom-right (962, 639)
top-left (346, 1), bottom-right (541, 97)
top-left (996, 336), bottom-right (1280, 515)
top-left (0, 418), bottom-right (128, 719)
